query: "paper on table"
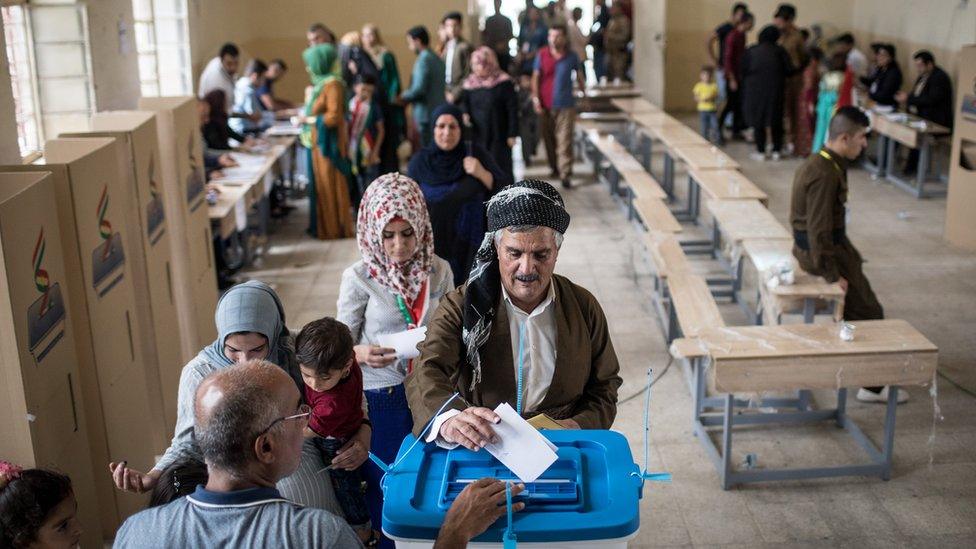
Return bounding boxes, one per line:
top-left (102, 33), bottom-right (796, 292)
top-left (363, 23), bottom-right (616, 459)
top-left (376, 326), bottom-right (428, 359)
top-left (484, 402), bottom-right (558, 483)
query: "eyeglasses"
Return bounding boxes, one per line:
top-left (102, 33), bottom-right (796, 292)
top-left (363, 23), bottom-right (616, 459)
top-left (255, 403), bottom-right (311, 439)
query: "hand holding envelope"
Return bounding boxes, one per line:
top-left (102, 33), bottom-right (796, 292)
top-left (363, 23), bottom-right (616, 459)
top-left (376, 326), bottom-right (428, 360)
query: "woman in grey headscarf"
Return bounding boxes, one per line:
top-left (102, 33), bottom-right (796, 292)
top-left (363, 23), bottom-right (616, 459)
top-left (108, 280), bottom-right (363, 515)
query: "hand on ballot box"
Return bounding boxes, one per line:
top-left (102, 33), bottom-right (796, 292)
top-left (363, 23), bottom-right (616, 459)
top-left (218, 153), bottom-right (238, 168)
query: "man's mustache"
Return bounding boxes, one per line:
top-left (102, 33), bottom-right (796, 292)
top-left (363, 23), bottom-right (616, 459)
top-left (514, 273), bottom-right (539, 282)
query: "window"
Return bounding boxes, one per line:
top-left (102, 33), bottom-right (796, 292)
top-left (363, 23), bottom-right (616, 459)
top-left (2, 1), bottom-right (95, 158)
top-left (133, 0), bottom-right (191, 97)
top-left (3, 5), bottom-right (42, 157)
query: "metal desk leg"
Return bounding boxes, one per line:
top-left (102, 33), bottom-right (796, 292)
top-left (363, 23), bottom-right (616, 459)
top-left (711, 219), bottom-right (720, 259)
top-left (721, 393), bottom-right (734, 490)
top-left (917, 136), bottom-right (931, 197)
top-left (885, 137), bottom-right (898, 184)
top-left (881, 386), bottom-right (899, 480)
top-left (627, 186), bottom-right (635, 221)
top-left (835, 388), bottom-right (848, 428)
top-left (663, 153), bottom-right (675, 198)
top-left (640, 134), bottom-right (652, 172)
top-left (875, 135), bottom-right (888, 178)
top-left (803, 298), bottom-right (816, 323)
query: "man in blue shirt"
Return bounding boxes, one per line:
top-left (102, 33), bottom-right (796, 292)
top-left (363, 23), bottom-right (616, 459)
top-left (113, 359), bottom-right (523, 548)
top-left (532, 24), bottom-right (585, 189)
top-left (231, 59), bottom-right (272, 135)
top-left (399, 26), bottom-right (447, 148)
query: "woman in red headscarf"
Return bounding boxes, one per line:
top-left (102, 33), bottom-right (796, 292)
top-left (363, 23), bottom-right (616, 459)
top-left (336, 172), bottom-right (454, 549)
top-left (458, 46), bottom-right (519, 186)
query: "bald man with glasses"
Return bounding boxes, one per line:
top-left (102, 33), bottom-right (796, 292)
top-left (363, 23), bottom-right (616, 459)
top-left (114, 360), bottom-right (523, 548)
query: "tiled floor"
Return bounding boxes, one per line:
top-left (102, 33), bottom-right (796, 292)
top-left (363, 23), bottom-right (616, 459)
top-left (238, 125), bottom-right (976, 547)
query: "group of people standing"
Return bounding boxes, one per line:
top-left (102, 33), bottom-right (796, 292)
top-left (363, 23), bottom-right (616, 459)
top-left (702, 2), bottom-right (954, 167)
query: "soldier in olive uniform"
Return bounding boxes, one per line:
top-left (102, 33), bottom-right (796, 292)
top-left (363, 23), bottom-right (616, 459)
top-left (789, 106), bottom-right (906, 404)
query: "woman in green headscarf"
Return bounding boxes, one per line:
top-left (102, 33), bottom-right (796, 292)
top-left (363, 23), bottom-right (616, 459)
top-left (302, 43), bottom-right (355, 240)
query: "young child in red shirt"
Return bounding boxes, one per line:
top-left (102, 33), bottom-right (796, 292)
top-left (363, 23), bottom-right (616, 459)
top-left (296, 317), bottom-right (376, 546)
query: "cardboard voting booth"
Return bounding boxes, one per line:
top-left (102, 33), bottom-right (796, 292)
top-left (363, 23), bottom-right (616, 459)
top-left (946, 44), bottom-right (976, 250)
top-left (2, 138), bottom-right (168, 534)
top-left (383, 431), bottom-right (644, 548)
top-left (0, 172), bottom-right (102, 549)
top-left (63, 111), bottom-right (184, 433)
top-left (136, 97), bottom-right (218, 362)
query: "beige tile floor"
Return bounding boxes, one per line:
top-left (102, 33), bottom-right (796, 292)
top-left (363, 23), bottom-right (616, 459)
top-left (238, 126), bottom-right (976, 547)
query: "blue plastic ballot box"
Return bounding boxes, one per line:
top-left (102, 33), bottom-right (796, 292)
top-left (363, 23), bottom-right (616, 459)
top-left (381, 430), bottom-right (643, 548)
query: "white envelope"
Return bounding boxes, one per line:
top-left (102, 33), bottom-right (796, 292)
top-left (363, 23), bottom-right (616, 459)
top-left (376, 326), bottom-right (428, 360)
top-left (484, 402), bottom-right (558, 483)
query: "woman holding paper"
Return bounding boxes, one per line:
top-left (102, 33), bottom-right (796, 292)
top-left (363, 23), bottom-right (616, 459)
top-left (337, 172), bottom-right (453, 548)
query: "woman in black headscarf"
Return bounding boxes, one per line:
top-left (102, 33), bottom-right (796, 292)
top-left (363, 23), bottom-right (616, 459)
top-left (741, 25), bottom-right (796, 159)
top-left (408, 104), bottom-right (512, 286)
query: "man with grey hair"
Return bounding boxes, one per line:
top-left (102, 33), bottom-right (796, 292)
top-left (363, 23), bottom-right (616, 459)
top-left (406, 179), bottom-right (622, 451)
top-left (114, 360), bottom-right (522, 548)
top-left (113, 359), bottom-right (361, 547)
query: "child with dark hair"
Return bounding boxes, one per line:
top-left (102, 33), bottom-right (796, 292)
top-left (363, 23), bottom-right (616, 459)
top-left (0, 462), bottom-right (82, 548)
top-left (296, 317), bottom-right (376, 546)
top-left (148, 459), bottom-right (209, 508)
top-left (348, 73), bottom-right (386, 205)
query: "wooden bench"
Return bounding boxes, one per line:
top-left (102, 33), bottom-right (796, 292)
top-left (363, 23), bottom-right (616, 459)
top-left (685, 167), bottom-right (768, 221)
top-left (611, 96), bottom-right (661, 115)
top-left (653, 126), bottom-right (710, 196)
top-left (739, 238), bottom-right (845, 325)
top-left (705, 199), bottom-right (791, 261)
top-left (669, 319), bottom-right (938, 489)
top-left (664, 272), bottom-right (726, 343)
top-left (633, 196), bottom-right (682, 235)
top-left (668, 144), bottom-right (741, 220)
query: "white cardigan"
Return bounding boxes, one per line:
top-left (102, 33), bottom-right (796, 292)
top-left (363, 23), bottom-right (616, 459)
top-left (336, 256), bottom-right (454, 390)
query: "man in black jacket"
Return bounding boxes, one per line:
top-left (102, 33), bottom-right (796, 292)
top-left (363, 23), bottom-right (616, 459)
top-left (896, 50), bottom-right (953, 174)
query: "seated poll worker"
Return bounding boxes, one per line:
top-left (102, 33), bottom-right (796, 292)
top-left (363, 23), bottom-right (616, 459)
top-left (405, 179), bottom-right (622, 450)
top-left (113, 360), bottom-right (525, 548)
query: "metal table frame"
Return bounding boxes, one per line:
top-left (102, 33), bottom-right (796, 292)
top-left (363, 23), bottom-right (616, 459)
top-left (685, 356), bottom-right (899, 490)
top-left (883, 133), bottom-right (948, 198)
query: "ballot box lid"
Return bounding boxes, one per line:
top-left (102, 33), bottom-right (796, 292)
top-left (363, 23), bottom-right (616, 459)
top-left (381, 430), bottom-right (641, 543)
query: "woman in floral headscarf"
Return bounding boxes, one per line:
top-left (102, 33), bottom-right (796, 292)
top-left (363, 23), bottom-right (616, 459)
top-left (302, 43), bottom-right (355, 239)
top-left (459, 46), bottom-right (518, 185)
top-left (336, 172), bottom-right (453, 548)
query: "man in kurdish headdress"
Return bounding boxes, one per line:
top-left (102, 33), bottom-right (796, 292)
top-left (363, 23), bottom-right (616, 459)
top-left (405, 179), bottom-right (621, 450)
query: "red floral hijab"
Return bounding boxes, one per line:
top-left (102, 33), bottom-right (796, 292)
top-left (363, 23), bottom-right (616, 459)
top-left (356, 173), bottom-right (434, 303)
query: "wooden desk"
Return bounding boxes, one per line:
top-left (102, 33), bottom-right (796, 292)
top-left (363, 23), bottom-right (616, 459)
top-left (739, 238), bottom-right (845, 325)
top-left (208, 184), bottom-right (249, 240)
top-left (654, 126), bottom-right (710, 196)
top-left (706, 199), bottom-right (790, 260)
top-left (671, 143), bottom-right (740, 171)
top-left (686, 167), bottom-right (767, 205)
top-left (633, 197), bottom-right (682, 234)
top-left (671, 318), bottom-right (937, 489)
top-left (611, 96), bottom-right (660, 115)
top-left (665, 273), bottom-right (725, 342)
top-left (873, 112), bottom-right (951, 198)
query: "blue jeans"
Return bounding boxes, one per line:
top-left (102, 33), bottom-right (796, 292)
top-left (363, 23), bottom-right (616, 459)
top-left (362, 384), bottom-right (414, 549)
top-left (699, 110), bottom-right (721, 144)
top-left (313, 436), bottom-right (371, 530)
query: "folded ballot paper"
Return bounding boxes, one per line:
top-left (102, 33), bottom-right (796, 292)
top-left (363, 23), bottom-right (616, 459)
top-left (484, 402), bottom-right (558, 483)
top-left (376, 326), bottom-right (428, 360)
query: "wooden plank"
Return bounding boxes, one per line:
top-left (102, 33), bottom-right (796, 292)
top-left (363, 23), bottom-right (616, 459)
top-left (632, 112), bottom-right (684, 132)
top-left (579, 111), bottom-right (629, 123)
top-left (207, 184), bottom-right (248, 240)
top-left (689, 168), bottom-right (768, 204)
top-left (578, 87), bottom-right (640, 99)
top-left (693, 319), bottom-right (937, 359)
top-left (872, 112), bottom-right (950, 149)
top-left (667, 274), bottom-right (726, 336)
top-left (633, 197), bottom-right (682, 233)
top-left (643, 232), bottom-right (692, 277)
top-left (655, 124), bottom-right (710, 149)
top-left (622, 169), bottom-right (667, 200)
top-left (714, 351), bottom-right (938, 392)
top-left (611, 96), bottom-right (661, 115)
top-left (707, 199), bottom-right (791, 243)
top-left (672, 143), bottom-right (740, 170)
top-left (669, 337), bottom-right (710, 359)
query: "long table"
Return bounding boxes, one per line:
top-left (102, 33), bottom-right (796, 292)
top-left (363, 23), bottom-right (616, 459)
top-left (671, 319), bottom-right (938, 489)
top-left (870, 111), bottom-right (951, 198)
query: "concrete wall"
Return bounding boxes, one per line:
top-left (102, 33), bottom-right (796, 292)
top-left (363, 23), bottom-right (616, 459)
top-left (633, 0), bottom-right (666, 106)
top-left (656, 0), bottom-right (853, 111)
top-left (851, 0), bottom-right (976, 89)
top-left (188, 0), bottom-right (259, 94)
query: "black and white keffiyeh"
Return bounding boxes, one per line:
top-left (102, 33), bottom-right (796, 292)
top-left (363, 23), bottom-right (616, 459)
top-left (461, 179), bottom-right (571, 390)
